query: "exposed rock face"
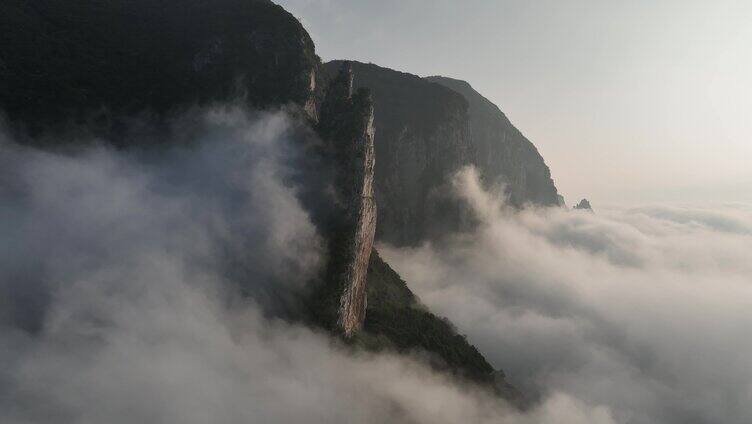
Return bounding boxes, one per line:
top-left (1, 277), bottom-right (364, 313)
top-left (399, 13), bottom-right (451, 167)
top-left (317, 63), bottom-right (377, 337)
top-left (323, 61), bottom-right (474, 246)
top-left (426, 76), bottom-right (559, 208)
top-left (322, 62), bottom-right (560, 246)
top-left (574, 198), bottom-right (593, 211)
top-left (557, 194), bottom-right (568, 209)
top-left (0, 0), bottom-right (319, 139)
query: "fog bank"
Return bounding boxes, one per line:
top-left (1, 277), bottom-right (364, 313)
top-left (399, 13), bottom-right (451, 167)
top-left (382, 167), bottom-right (752, 424)
top-left (0, 111), bottom-right (612, 424)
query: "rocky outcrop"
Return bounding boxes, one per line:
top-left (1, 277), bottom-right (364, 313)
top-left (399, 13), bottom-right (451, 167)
top-left (557, 194), bottom-right (568, 209)
top-left (0, 0), bottom-right (319, 139)
top-left (316, 63), bottom-right (377, 337)
top-left (426, 76), bottom-right (559, 208)
top-left (323, 61), bottom-right (474, 246)
top-left (574, 198), bottom-right (593, 211)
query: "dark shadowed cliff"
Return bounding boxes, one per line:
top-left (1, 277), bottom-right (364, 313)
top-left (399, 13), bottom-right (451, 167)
top-left (426, 76), bottom-right (559, 208)
top-left (323, 61), bottom-right (559, 246)
top-left (0, 0), bottom-right (319, 139)
top-left (322, 61), bottom-right (473, 246)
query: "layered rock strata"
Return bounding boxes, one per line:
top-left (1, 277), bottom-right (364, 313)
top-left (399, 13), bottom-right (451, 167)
top-left (317, 62), bottom-right (377, 336)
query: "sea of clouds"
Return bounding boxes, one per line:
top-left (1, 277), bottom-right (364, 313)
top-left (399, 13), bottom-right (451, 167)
top-left (382, 167), bottom-right (752, 424)
top-left (0, 109), bottom-right (617, 424)
top-left (4, 107), bottom-right (749, 423)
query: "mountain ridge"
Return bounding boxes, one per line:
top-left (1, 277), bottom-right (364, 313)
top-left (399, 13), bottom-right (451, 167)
top-left (426, 75), bottom-right (559, 208)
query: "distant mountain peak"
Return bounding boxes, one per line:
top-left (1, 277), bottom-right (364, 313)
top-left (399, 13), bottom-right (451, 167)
top-left (574, 198), bottom-right (593, 211)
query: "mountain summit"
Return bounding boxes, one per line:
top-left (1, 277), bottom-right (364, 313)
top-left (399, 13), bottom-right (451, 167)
top-left (574, 198), bottom-right (594, 211)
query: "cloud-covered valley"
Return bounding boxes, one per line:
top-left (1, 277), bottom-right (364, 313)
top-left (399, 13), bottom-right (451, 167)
top-left (382, 168), bottom-right (752, 424)
top-left (0, 109), bottom-right (615, 424)
top-left (3, 108), bottom-right (748, 424)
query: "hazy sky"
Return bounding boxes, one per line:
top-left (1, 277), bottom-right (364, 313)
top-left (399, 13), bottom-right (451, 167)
top-left (276, 0), bottom-right (752, 206)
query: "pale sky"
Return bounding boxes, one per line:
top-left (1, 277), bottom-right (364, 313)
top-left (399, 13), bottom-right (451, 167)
top-left (276, 0), bottom-right (752, 206)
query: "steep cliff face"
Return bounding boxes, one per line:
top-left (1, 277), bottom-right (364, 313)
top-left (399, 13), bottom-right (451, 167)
top-left (316, 63), bottom-right (377, 337)
top-left (323, 61), bottom-right (474, 246)
top-left (310, 63), bottom-right (522, 397)
top-left (323, 62), bottom-right (559, 246)
top-left (0, 0), bottom-right (319, 139)
top-left (426, 76), bottom-right (559, 208)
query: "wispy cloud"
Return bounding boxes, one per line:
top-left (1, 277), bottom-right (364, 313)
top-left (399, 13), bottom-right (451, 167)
top-left (381, 166), bottom-right (752, 424)
top-left (0, 111), bottom-right (615, 424)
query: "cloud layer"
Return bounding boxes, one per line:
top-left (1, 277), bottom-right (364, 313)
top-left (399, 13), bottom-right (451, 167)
top-left (7, 110), bottom-right (748, 423)
top-left (381, 167), bottom-right (752, 424)
top-left (0, 111), bottom-right (615, 424)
